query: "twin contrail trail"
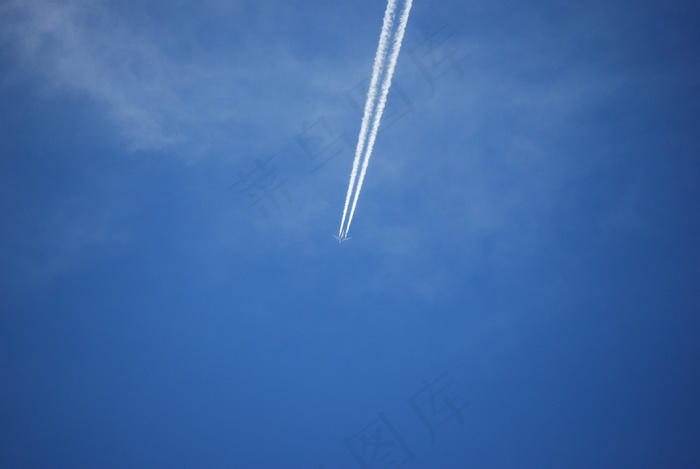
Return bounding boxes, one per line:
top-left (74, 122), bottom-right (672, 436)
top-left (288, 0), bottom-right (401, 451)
top-left (338, 0), bottom-right (413, 239)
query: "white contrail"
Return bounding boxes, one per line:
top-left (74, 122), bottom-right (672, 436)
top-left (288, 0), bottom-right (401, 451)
top-left (339, 0), bottom-right (398, 236)
top-left (344, 0), bottom-right (413, 234)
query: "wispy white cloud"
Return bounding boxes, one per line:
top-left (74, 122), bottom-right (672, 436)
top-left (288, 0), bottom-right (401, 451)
top-left (0, 0), bottom-right (340, 157)
top-left (2, 0), bottom-right (187, 151)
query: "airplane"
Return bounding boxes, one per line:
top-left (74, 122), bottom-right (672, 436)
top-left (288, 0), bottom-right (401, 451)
top-left (333, 232), bottom-right (351, 243)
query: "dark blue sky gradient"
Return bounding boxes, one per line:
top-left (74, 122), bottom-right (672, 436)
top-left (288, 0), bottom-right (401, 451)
top-left (2, 0), bottom-right (700, 467)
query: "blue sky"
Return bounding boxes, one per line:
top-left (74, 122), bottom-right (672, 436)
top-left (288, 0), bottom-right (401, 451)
top-left (1, 0), bottom-right (699, 467)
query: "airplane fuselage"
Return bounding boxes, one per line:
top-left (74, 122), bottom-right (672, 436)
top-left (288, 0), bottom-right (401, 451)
top-left (333, 233), bottom-right (351, 243)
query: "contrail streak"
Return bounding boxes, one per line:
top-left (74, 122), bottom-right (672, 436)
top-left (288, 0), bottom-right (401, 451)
top-left (339, 0), bottom-right (397, 237)
top-left (344, 0), bottom-right (413, 234)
